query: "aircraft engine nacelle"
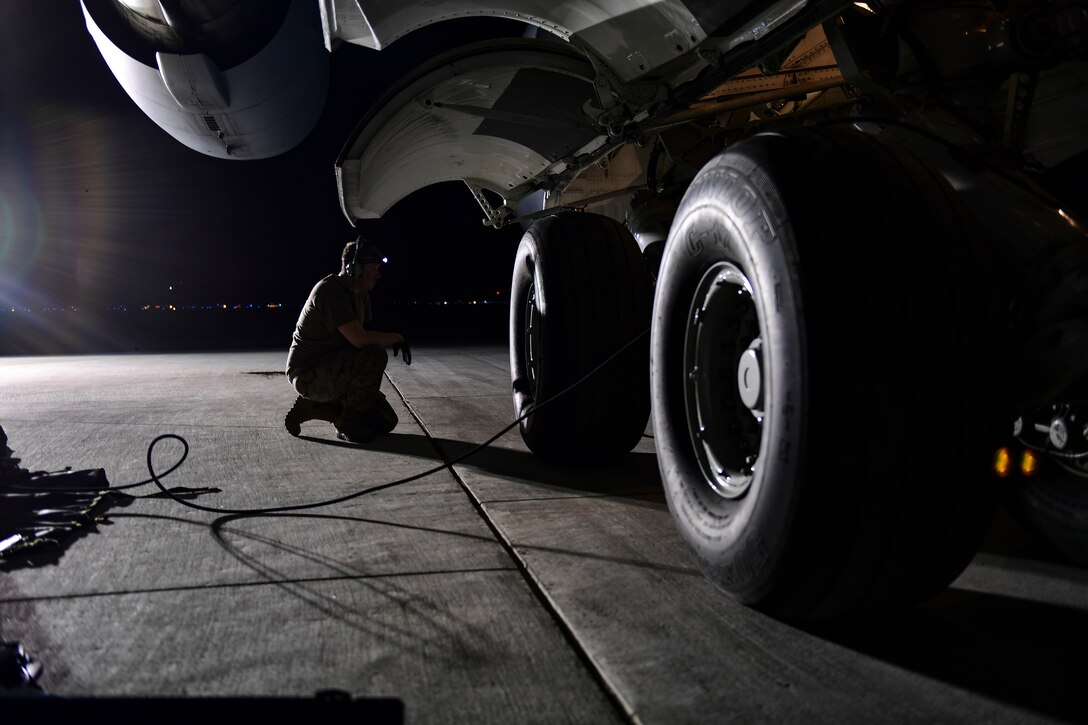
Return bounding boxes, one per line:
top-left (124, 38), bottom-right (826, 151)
top-left (81, 0), bottom-right (329, 160)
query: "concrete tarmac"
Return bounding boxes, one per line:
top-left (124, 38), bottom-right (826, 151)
top-left (1, 347), bottom-right (1086, 723)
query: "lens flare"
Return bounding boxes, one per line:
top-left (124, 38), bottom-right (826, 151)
top-left (0, 134), bottom-right (46, 300)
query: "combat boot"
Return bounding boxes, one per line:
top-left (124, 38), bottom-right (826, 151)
top-left (284, 396), bottom-right (342, 436)
top-left (334, 406), bottom-right (377, 444)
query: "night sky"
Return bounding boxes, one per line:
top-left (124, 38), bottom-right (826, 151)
top-left (0, 2), bottom-right (526, 312)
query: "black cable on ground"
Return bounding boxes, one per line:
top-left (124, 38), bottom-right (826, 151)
top-left (142, 329), bottom-right (651, 516)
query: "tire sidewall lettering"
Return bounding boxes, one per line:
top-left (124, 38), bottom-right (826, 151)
top-left (684, 169), bottom-right (780, 258)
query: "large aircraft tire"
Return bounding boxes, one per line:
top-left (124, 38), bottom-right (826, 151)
top-left (651, 128), bottom-right (1003, 619)
top-left (510, 213), bottom-right (652, 462)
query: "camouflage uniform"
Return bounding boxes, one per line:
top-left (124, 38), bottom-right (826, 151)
top-left (288, 344), bottom-right (397, 434)
top-left (285, 274), bottom-right (399, 437)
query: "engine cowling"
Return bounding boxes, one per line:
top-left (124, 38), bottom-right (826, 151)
top-left (81, 0), bottom-right (329, 160)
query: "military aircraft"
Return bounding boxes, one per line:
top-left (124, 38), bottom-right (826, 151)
top-left (80, 0), bottom-right (1088, 619)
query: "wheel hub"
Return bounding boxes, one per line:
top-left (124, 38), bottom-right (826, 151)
top-left (737, 343), bottom-right (763, 412)
top-left (683, 262), bottom-right (764, 499)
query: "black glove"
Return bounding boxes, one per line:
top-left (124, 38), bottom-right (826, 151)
top-left (392, 339), bottom-right (412, 365)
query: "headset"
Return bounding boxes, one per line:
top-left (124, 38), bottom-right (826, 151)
top-left (346, 237), bottom-right (387, 279)
top-left (347, 238), bottom-right (363, 279)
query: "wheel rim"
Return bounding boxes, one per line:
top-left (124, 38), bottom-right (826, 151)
top-left (524, 282), bottom-right (541, 396)
top-left (683, 262), bottom-right (764, 499)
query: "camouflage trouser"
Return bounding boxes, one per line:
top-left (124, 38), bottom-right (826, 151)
top-left (288, 345), bottom-right (398, 433)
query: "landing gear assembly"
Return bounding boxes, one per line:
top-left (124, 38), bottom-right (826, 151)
top-left (498, 2), bottom-right (1088, 620)
top-left (510, 128), bottom-right (1013, 619)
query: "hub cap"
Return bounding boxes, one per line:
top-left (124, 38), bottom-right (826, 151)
top-left (683, 262), bottom-right (764, 499)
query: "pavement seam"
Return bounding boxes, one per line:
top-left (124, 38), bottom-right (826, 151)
top-left (385, 372), bottom-right (641, 725)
